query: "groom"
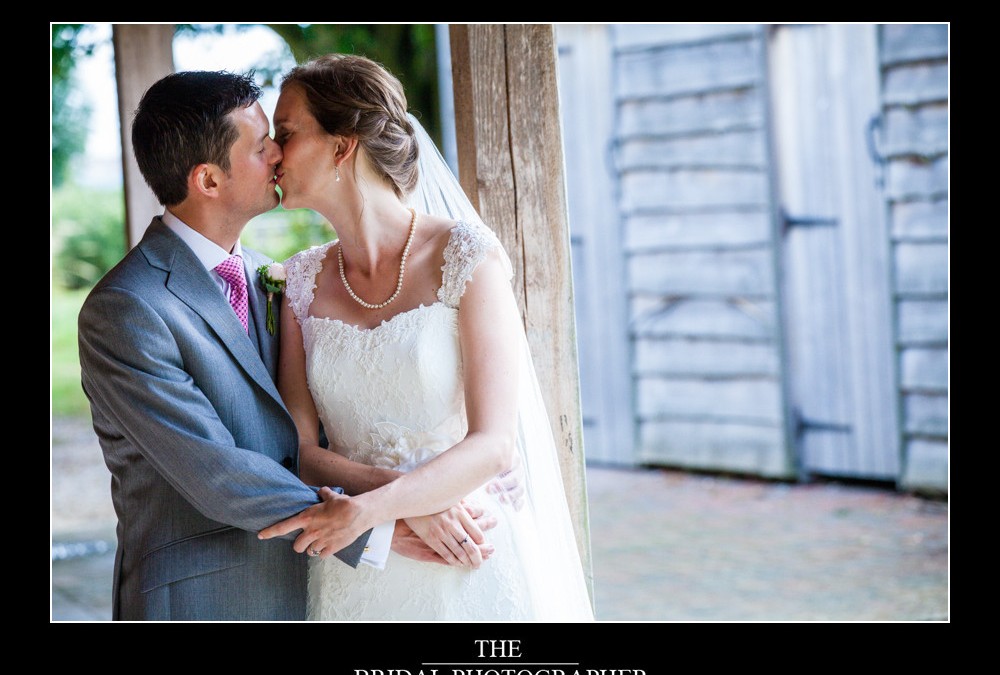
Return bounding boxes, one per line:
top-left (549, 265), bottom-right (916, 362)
top-left (77, 70), bottom-right (488, 621)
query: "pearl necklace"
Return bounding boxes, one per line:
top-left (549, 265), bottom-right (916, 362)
top-left (338, 208), bottom-right (417, 310)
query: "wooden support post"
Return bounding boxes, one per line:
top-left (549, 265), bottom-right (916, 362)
top-left (112, 24), bottom-right (175, 249)
top-left (450, 24), bottom-right (593, 596)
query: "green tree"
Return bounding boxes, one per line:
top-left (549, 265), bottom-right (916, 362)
top-left (52, 23), bottom-right (443, 187)
top-left (264, 24), bottom-right (441, 145)
top-left (52, 184), bottom-right (126, 289)
top-left (174, 24), bottom-right (441, 142)
top-left (51, 24), bottom-right (95, 187)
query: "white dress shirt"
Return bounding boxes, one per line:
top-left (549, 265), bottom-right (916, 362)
top-left (161, 210), bottom-right (393, 569)
top-left (162, 210), bottom-right (243, 301)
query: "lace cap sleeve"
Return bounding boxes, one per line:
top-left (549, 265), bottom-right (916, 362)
top-left (437, 220), bottom-right (514, 309)
top-left (283, 242), bottom-right (335, 325)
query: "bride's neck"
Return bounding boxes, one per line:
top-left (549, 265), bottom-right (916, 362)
top-left (333, 199), bottom-right (415, 274)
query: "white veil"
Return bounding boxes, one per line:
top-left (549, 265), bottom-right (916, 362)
top-left (405, 114), bottom-right (594, 621)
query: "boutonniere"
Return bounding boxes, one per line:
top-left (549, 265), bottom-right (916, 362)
top-left (257, 262), bottom-right (286, 335)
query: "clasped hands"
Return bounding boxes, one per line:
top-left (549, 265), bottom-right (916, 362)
top-left (258, 453), bottom-right (526, 569)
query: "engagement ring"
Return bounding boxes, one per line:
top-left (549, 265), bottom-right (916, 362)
top-left (308, 548), bottom-right (320, 557)
top-left (460, 537), bottom-right (469, 545)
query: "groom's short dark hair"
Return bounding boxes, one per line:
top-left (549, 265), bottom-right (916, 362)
top-left (131, 70), bottom-right (263, 206)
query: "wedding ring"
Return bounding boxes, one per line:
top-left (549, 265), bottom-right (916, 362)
top-left (308, 548), bottom-right (320, 557)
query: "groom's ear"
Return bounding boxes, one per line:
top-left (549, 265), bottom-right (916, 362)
top-left (189, 163), bottom-right (221, 197)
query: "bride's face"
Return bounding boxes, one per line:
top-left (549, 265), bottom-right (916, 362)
top-left (272, 85), bottom-right (340, 211)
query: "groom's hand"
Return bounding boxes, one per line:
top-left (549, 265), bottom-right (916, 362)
top-left (395, 501), bottom-right (497, 568)
top-left (258, 486), bottom-right (367, 560)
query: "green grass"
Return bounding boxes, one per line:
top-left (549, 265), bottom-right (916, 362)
top-left (51, 284), bottom-right (91, 417)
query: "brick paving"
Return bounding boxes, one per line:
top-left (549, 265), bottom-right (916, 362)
top-left (584, 465), bottom-right (948, 621)
top-left (51, 416), bottom-right (948, 622)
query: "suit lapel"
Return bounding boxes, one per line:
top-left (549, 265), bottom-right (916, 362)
top-left (138, 219), bottom-right (285, 410)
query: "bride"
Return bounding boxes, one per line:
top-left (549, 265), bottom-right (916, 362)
top-left (258, 54), bottom-right (594, 621)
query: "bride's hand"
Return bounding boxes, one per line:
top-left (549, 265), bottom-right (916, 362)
top-left (404, 501), bottom-right (495, 569)
top-left (391, 517), bottom-right (492, 566)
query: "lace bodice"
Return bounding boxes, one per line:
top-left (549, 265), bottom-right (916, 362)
top-left (283, 220), bottom-right (510, 463)
top-left (285, 218), bottom-right (511, 319)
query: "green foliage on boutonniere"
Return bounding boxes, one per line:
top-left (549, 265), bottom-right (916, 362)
top-left (257, 263), bottom-right (287, 335)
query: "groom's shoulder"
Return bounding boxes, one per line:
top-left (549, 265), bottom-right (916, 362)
top-left (90, 242), bottom-right (163, 295)
top-left (78, 249), bottom-right (161, 337)
top-left (92, 218), bottom-right (180, 286)
top-left (82, 232), bottom-right (183, 321)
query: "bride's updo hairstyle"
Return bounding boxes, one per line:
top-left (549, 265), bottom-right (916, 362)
top-left (281, 54), bottom-right (419, 198)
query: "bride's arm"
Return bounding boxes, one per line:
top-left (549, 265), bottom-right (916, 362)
top-left (277, 293), bottom-right (398, 494)
top-left (342, 249), bottom-right (519, 529)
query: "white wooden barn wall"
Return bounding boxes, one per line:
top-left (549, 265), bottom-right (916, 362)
top-left (555, 25), bottom-right (636, 466)
top-left (879, 24), bottom-right (949, 493)
top-left (610, 24), bottom-right (792, 477)
top-left (554, 23), bottom-right (947, 493)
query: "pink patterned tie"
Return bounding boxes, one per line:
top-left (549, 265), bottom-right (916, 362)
top-left (215, 254), bottom-right (249, 333)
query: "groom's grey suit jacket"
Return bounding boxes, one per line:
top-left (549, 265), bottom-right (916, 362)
top-left (78, 217), bottom-right (363, 621)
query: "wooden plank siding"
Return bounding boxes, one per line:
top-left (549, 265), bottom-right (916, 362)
top-left (878, 24), bottom-right (949, 494)
top-left (611, 24), bottom-right (791, 477)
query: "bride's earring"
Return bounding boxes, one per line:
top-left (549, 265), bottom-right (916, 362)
top-left (335, 165), bottom-right (341, 183)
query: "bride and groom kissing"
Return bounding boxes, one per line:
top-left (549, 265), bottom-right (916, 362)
top-left (78, 55), bottom-right (593, 621)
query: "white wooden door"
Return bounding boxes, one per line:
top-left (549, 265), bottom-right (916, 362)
top-left (767, 24), bottom-right (900, 480)
top-left (555, 25), bottom-right (635, 465)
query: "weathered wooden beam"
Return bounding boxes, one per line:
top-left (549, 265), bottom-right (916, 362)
top-left (450, 24), bottom-right (593, 595)
top-left (112, 24), bottom-right (174, 249)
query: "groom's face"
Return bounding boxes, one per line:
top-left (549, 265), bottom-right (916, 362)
top-left (216, 101), bottom-right (283, 221)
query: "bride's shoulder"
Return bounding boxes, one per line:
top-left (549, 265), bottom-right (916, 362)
top-left (436, 217), bottom-right (513, 307)
top-left (281, 240), bottom-right (338, 296)
top-left (282, 240), bottom-right (337, 320)
top-left (439, 218), bottom-right (505, 260)
top-left (282, 240), bottom-right (337, 270)
top-left (418, 213), bottom-right (457, 241)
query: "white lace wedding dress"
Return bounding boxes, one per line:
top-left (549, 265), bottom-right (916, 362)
top-left (283, 219), bottom-right (594, 621)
